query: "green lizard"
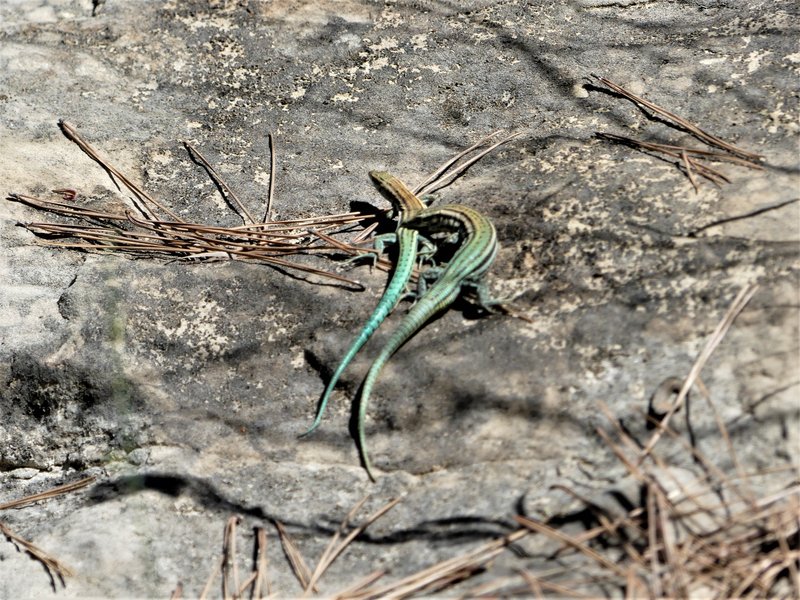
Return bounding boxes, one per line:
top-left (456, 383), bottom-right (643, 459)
top-left (357, 203), bottom-right (500, 480)
top-left (303, 171), bottom-right (429, 436)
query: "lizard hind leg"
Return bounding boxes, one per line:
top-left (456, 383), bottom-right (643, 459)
top-left (466, 279), bottom-right (514, 309)
top-left (403, 266), bottom-right (442, 305)
top-left (415, 233), bottom-right (437, 266)
top-left (465, 280), bottom-right (533, 320)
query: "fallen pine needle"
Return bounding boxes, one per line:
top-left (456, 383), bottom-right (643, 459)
top-left (276, 520), bottom-right (317, 594)
top-left (592, 75), bottom-right (763, 161)
top-left (304, 496), bottom-right (401, 596)
top-left (638, 283), bottom-right (758, 462)
top-left (0, 476), bottom-right (95, 510)
top-left (0, 521), bottom-right (74, 587)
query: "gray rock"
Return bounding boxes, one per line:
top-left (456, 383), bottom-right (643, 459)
top-left (1, 0), bottom-right (797, 597)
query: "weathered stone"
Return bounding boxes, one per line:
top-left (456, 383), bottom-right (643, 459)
top-left (1, 0), bottom-right (797, 597)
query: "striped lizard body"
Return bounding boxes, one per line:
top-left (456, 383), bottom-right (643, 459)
top-left (303, 171), bottom-right (426, 435)
top-left (357, 204), bottom-right (499, 479)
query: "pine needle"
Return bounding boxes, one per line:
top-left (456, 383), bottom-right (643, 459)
top-left (304, 496), bottom-right (400, 596)
top-left (0, 521), bottom-right (74, 587)
top-left (638, 283), bottom-right (758, 462)
top-left (275, 520), bottom-right (317, 594)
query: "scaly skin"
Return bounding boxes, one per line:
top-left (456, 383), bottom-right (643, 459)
top-left (357, 204), bottom-right (498, 479)
top-left (303, 171), bottom-right (426, 435)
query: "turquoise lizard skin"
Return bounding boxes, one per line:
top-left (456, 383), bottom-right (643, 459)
top-left (303, 171), bottom-right (426, 435)
top-left (357, 204), bottom-right (499, 480)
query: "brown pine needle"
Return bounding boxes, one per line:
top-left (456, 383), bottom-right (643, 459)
top-left (350, 528), bottom-right (530, 599)
top-left (592, 75), bottom-right (763, 161)
top-left (8, 192), bottom-right (128, 220)
top-left (351, 221), bottom-right (379, 244)
top-left (593, 74), bottom-right (764, 190)
top-left (596, 132), bottom-right (746, 188)
top-left (645, 483), bottom-right (663, 598)
top-left (236, 573), bottom-right (257, 598)
top-left (8, 191), bottom-right (364, 239)
top-left (275, 520), bottom-right (317, 594)
top-left (596, 132), bottom-right (762, 169)
top-left (518, 568), bottom-right (545, 599)
top-left (58, 120), bottom-right (183, 222)
top-left (304, 496), bottom-right (370, 597)
top-left (0, 476), bottom-right (96, 589)
top-left (304, 496), bottom-right (401, 596)
top-left (10, 195), bottom-right (369, 286)
top-left (416, 130), bottom-right (521, 197)
top-left (515, 515), bottom-right (628, 579)
top-left (655, 487), bottom-right (688, 597)
top-left (0, 521), bottom-right (74, 586)
top-left (222, 516), bottom-right (241, 600)
top-left (518, 569), bottom-right (595, 599)
top-left (13, 201), bottom-right (366, 287)
top-left (681, 149), bottom-right (700, 192)
top-left (184, 142), bottom-right (257, 226)
top-left (415, 129), bottom-right (504, 193)
top-left (550, 483), bottom-right (647, 548)
top-left (200, 555), bottom-right (225, 600)
top-left (250, 527), bottom-right (271, 599)
top-left (264, 132), bottom-right (276, 224)
top-left (308, 228), bottom-right (398, 276)
top-left (307, 228), bottom-right (373, 257)
top-left (0, 476), bottom-right (95, 511)
top-left (330, 569), bottom-right (386, 599)
top-left (418, 131), bottom-right (521, 196)
top-left (170, 582), bottom-right (184, 599)
top-left (638, 283), bottom-right (758, 463)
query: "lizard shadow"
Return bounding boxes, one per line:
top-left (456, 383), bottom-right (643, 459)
top-left (85, 471), bottom-right (534, 546)
top-left (86, 470), bottom-right (649, 559)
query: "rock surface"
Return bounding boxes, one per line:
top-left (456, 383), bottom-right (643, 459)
top-left (1, 0), bottom-right (798, 597)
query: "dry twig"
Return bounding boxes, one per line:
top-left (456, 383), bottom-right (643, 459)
top-left (415, 130), bottom-right (521, 196)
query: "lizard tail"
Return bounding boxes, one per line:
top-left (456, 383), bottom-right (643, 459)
top-left (357, 285), bottom-right (460, 480)
top-left (301, 328), bottom-right (373, 437)
top-left (302, 230), bottom-right (418, 437)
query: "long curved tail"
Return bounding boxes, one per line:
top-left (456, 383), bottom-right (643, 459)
top-left (302, 229), bottom-right (419, 436)
top-left (357, 284), bottom-right (460, 479)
